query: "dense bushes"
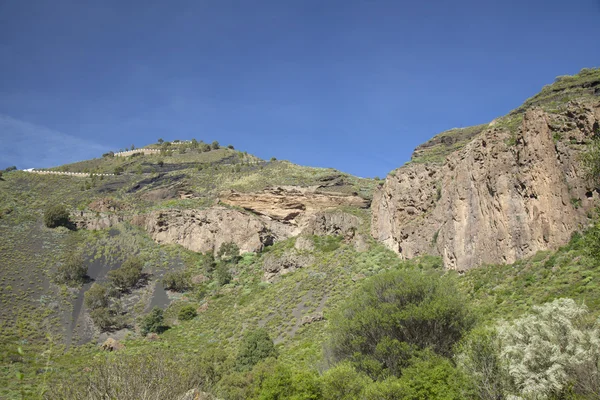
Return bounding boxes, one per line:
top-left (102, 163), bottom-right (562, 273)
top-left (178, 305), bottom-right (197, 321)
top-left (457, 298), bottom-right (600, 399)
top-left (235, 329), bottom-right (278, 372)
top-left (328, 268), bottom-right (475, 379)
top-left (55, 252), bottom-right (87, 286)
top-left (140, 307), bottom-right (165, 336)
top-left (108, 257), bottom-right (143, 291)
top-left (162, 270), bottom-right (191, 292)
top-left (43, 204), bottom-right (71, 228)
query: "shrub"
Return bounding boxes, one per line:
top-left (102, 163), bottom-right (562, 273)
top-left (89, 307), bottom-right (114, 331)
top-left (251, 361), bottom-right (322, 400)
top-left (211, 141), bottom-right (220, 150)
top-left (113, 166), bottom-right (124, 175)
top-left (395, 351), bottom-right (473, 399)
top-left (178, 305), bottom-right (197, 321)
top-left (227, 144), bottom-right (234, 149)
top-left (140, 307), bottom-right (165, 336)
top-left (55, 252), bottom-right (87, 286)
top-left (214, 264), bottom-right (232, 286)
top-left (455, 327), bottom-right (508, 400)
top-left (235, 329), bottom-right (278, 371)
top-left (162, 271), bottom-right (191, 292)
top-left (497, 298), bottom-right (600, 399)
top-left (44, 204), bottom-right (70, 228)
top-left (217, 242), bottom-right (241, 264)
top-left (328, 269), bottom-right (475, 379)
top-left (321, 361), bottom-right (371, 400)
top-left (157, 160), bottom-right (164, 168)
top-left (85, 283), bottom-right (109, 310)
top-left (108, 257), bottom-right (143, 291)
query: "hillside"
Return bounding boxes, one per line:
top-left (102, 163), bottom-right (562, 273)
top-left (1, 68), bottom-right (600, 399)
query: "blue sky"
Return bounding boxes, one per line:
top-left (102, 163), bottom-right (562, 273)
top-left (0, 0), bottom-right (599, 177)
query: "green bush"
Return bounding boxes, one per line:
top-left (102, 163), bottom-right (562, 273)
top-left (44, 204), bottom-right (70, 228)
top-left (162, 271), bottom-right (191, 292)
top-left (89, 307), bottom-right (115, 331)
top-left (214, 264), bottom-right (232, 287)
top-left (55, 252), bottom-right (87, 286)
top-left (84, 283), bottom-right (109, 310)
top-left (328, 269), bottom-right (475, 379)
top-left (108, 257), bottom-right (143, 291)
top-left (235, 329), bottom-right (278, 372)
top-left (394, 351), bottom-right (473, 400)
top-left (211, 141), bottom-right (220, 150)
top-left (140, 307), bottom-right (165, 336)
top-left (321, 361), bottom-right (371, 400)
top-left (178, 305), bottom-right (197, 321)
top-left (113, 165), bottom-right (124, 175)
top-left (217, 242), bottom-right (241, 264)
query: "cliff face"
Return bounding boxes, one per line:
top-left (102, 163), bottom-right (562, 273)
top-left (372, 101), bottom-right (600, 270)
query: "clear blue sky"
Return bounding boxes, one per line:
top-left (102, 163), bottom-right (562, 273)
top-left (1, 0), bottom-right (599, 177)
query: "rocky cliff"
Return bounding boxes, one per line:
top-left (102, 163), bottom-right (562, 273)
top-left (372, 101), bottom-right (600, 270)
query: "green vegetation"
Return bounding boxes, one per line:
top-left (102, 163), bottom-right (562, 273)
top-left (409, 124), bottom-right (489, 164)
top-left (178, 305), bottom-right (197, 321)
top-left (54, 252), bottom-right (87, 286)
top-left (514, 67), bottom-right (600, 114)
top-left (235, 329), bottom-right (278, 372)
top-left (43, 204), bottom-right (70, 228)
top-left (140, 307), bottom-right (165, 336)
top-left (107, 256), bottom-right (143, 291)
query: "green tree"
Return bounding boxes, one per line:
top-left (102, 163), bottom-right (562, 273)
top-left (90, 307), bottom-right (114, 331)
top-left (211, 141), bottom-right (220, 150)
top-left (113, 165), bottom-right (124, 175)
top-left (321, 362), bottom-right (371, 400)
top-left (84, 283), bottom-right (109, 310)
top-left (214, 264), bottom-right (232, 286)
top-left (235, 329), bottom-right (278, 371)
top-left (55, 252), bottom-right (87, 286)
top-left (140, 307), bottom-right (165, 336)
top-left (394, 351), bottom-right (473, 400)
top-left (158, 138), bottom-right (164, 144)
top-left (162, 271), bottom-right (191, 292)
top-left (178, 305), bottom-right (197, 321)
top-left (44, 204), bottom-right (71, 228)
top-left (328, 269), bottom-right (475, 379)
top-left (108, 257), bottom-right (143, 291)
top-left (217, 242), bottom-right (241, 264)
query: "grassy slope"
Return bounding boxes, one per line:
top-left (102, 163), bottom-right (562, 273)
top-left (408, 67), bottom-right (600, 165)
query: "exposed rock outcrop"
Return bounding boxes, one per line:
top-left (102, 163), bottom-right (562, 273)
top-left (262, 251), bottom-right (315, 282)
top-left (74, 211), bottom-right (124, 230)
top-left (219, 186), bottom-right (369, 223)
top-left (133, 207), bottom-right (290, 254)
top-left (372, 102), bottom-right (600, 270)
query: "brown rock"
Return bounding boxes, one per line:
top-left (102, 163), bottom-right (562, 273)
top-left (100, 338), bottom-right (124, 351)
top-left (372, 102), bottom-right (600, 271)
top-left (219, 186), bottom-right (369, 224)
top-left (301, 312), bottom-right (325, 326)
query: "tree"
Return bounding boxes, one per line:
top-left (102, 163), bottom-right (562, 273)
top-left (158, 138), bottom-right (164, 144)
top-left (140, 307), bottom-right (165, 336)
top-left (162, 271), bottom-right (191, 292)
top-left (328, 269), bottom-right (475, 379)
top-left (217, 242), bottom-right (240, 264)
top-left (214, 264), bottom-right (232, 286)
top-left (178, 305), bottom-right (197, 321)
top-left (85, 283), bottom-right (109, 310)
top-left (211, 141), bottom-right (220, 150)
top-left (227, 144), bottom-right (234, 149)
top-left (321, 362), bottom-right (371, 400)
top-left (157, 159), bottom-right (164, 168)
top-left (44, 204), bottom-right (71, 228)
top-left (108, 257), bottom-right (143, 291)
top-left (113, 165), bottom-right (124, 175)
top-left (55, 252), bottom-right (87, 286)
top-left (235, 328), bottom-right (278, 371)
